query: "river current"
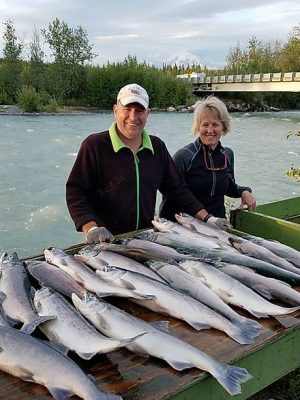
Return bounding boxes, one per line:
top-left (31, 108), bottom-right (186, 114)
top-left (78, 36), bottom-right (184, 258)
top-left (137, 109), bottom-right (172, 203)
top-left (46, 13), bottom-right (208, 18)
top-left (1, 110), bottom-right (300, 258)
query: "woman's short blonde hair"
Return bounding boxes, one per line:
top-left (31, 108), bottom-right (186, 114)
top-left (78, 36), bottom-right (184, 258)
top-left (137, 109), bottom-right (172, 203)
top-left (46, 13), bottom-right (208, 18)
top-left (191, 96), bottom-right (231, 136)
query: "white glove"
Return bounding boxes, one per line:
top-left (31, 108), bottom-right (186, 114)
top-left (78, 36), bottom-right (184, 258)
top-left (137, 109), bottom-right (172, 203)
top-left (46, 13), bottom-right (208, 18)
top-left (86, 227), bottom-right (114, 244)
top-left (206, 216), bottom-right (232, 230)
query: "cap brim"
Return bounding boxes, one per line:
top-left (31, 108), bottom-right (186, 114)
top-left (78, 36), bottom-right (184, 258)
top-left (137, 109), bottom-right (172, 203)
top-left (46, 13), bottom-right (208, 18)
top-left (119, 96), bottom-right (148, 109)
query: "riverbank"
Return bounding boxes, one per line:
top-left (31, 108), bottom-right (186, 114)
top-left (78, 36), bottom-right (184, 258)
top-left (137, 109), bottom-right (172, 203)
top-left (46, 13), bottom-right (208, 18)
top-left (0, 100), bottom-right (281, 116)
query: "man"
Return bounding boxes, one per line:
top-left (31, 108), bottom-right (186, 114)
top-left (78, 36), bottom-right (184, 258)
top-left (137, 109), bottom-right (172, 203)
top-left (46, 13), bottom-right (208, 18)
top-left (66, 83), bottom-right (230, 244)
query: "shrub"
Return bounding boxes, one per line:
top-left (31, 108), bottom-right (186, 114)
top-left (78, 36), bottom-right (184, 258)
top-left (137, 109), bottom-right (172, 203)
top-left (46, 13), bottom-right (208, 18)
top-left (17, 86), bottom-right (41, 112)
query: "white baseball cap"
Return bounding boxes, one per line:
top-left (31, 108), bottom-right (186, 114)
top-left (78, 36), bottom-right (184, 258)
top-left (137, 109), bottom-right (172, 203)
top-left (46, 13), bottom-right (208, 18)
top-left (117, 83), bottom-right (149, 109)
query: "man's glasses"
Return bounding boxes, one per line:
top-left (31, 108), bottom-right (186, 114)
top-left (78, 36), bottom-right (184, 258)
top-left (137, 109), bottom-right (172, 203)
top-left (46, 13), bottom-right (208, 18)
top-left (203, 148), bottom-right (227, 171)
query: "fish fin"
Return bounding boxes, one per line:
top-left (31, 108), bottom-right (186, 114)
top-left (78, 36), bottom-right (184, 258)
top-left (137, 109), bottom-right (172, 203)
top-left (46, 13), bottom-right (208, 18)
top-left (88, 374), bottom-right (95, 382)
top-left (30, 286), bottom-right (36, 299)
top-left (76, 350), bottom-right (98, 360)
top-left (212, 364), bottom-right (252, 396)
top-left (150, 320), bottom-right (170, 332)
top-left (47, 387), bottom-right (73, 400)
top-left (6, 315), bottom-right (19, 327)
top-left (246, 309), bottom-right (270, 318)
top-left (187, 321), bottom-right (211, 330)
top-left (11, 366), bottom-right (35, 381)
top-left (133, 293), bottom-right (156, 300)
top-left (119, 278), bottom-right (136, 291)
top-left (95, 270), bottom-right (136, 290)
top-left (21, 315), bottom-right (57, 335)
top-left (167, 359), bottom-right (194, 371)
top-left (0, 291), bottom-right (6, 303)
top-left (95, 292), bottom-right (116, 298)
top-left (254, 287), bottom-right (273, 300)
top-left (94, 313), bottom-right (111, 331)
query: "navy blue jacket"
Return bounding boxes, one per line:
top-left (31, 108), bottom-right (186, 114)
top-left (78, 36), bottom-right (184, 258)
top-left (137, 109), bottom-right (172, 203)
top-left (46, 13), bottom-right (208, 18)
top-left (160, 138), bottom-right (251, 219)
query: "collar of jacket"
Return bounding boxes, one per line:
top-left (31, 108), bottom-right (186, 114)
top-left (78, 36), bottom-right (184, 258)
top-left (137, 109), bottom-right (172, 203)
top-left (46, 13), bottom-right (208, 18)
top-left (194, 137), bottom-right (224, 153)
top-left (109, 122), bottom-right (154, 154)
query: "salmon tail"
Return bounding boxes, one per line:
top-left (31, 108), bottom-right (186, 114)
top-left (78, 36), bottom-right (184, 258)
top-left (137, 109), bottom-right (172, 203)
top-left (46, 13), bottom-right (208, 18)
top-left (212, 363), bottom-right (252, 396)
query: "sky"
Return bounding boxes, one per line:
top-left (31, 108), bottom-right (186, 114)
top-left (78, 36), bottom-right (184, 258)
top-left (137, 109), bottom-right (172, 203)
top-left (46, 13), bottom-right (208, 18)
top-left (0, 0), bottom-right (299, 68)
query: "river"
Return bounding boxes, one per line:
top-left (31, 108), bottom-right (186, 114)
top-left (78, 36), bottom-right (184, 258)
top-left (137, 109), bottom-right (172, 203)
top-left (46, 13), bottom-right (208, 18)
top-left (1, 110), bottom-right (300, 258)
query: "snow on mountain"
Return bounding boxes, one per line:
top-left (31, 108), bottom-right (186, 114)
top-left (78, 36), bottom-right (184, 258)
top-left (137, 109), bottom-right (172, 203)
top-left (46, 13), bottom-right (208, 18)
top-left (164, 51), bottom-right (204, 67)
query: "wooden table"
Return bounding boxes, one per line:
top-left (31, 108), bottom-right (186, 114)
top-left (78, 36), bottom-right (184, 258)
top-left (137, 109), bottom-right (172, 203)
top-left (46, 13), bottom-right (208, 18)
top-left (2, 288), bottom-right (300, 400)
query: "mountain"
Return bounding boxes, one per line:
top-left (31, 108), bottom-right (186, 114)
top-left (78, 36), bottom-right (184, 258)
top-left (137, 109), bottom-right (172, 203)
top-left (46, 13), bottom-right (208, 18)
top-left (164, 51), bottom-right (204, 67)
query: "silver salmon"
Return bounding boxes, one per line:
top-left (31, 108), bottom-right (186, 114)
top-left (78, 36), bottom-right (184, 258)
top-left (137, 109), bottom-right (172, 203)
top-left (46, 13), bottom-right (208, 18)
top-left (94, 266), bottom-right (258, 345)
top-left (0, 252), bottom-right (53, 333)
top-left (26, 259), bottom-right (87, 299)
top-left (76, 246), bottom-right (165, 282)
top-left (0, 325), bottom-right (122, 399)
top-left (34, 286), bottom-right (144, 360)
top-left (179, 260), bottom-right (300, 318)
top-left (148, 260), bottom-right (261, 334)
top-left (44, 247), bottom-right (153, 300)
top-left (73, 293), bottom-right (252, 396)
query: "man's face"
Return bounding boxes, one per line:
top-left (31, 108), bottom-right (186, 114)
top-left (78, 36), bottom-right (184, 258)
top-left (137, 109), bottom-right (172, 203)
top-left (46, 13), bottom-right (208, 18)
top-left (113, 102), bottom-right (149, 142)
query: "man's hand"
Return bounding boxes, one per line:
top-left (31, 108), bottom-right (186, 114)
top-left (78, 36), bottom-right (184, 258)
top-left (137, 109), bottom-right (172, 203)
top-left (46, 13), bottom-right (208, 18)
top-left (240, 191), bottom-right (256, 211)
top-left (86, 227), bottom-right (114, 244)
top-left (206, 216), bottom-right (232, 230)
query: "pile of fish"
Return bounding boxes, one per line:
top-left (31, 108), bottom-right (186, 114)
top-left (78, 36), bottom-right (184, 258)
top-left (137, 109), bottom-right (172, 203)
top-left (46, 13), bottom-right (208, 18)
top-left (1, 213), bottom-right (300, 399)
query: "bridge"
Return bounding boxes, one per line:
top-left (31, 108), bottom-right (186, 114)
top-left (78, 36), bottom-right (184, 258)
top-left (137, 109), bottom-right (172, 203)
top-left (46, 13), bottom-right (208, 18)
top-left (177, 72), bottom-right (300, 92)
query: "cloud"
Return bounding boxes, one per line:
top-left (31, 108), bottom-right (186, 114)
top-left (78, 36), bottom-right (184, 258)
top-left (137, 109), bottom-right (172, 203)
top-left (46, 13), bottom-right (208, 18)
top-left (0, 0), bottom-right (299, 68)
top-left (95, 34), bottom-right (139, 41)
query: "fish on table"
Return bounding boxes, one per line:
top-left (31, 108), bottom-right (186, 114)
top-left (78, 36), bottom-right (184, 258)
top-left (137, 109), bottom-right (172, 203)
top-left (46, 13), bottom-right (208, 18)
top-left (0, 325), bottom-right (122, 400)
top-left (73, 292), bottom-right (252, 397)
top-left (76, 245), bottom-right (165, 282)
top-left (34, 286), bottom-right (144, 360)
top-left (148, 260), bottom-right (262, 335)
top-left (44, 247), bottom-right (153, 300)
top-left (218, 262), bottom-right (300, 306)
top-left (25, 259), bottom-right (87, 299)
top-left (227, 228), bottom-right (300, 268)
top-left (93, 265), bottom-right (258, 345)
top-left (179, 245), bottom-right (300, 285)
top-left (151, 218), bottom-right (223, 250)
top-left (119, 237), bottom-right (198, 261)
top-left (179, 260), bottom-right (300, 318)
top-left (0, 252), bottom-right (53, 334)
top-left (228, 236), bottom-right (300, 275)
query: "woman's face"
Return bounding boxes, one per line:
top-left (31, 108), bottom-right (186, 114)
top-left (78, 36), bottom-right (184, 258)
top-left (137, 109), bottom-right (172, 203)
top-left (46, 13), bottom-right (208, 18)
top-left (198, 110), bottom-right (224, 149)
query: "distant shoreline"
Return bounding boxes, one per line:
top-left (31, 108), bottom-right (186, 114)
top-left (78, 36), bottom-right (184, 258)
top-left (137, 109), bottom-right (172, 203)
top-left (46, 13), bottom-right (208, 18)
top-left (0, 101), bottom-right (282, 116)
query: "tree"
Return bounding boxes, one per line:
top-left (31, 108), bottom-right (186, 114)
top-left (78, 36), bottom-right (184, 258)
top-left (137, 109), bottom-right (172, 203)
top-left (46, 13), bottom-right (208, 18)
top-left (41, 18), bottom-right (96, 65)
top-left (2, 19), bottom-right (23, 61)
top-left (278, 23), bottom-right (300, 71)
top-left (0, 19), bottom-right (23, 102)
top-left (41, 18), bottom-right (96, 101)
top-left (21, 27), bottom-right (46, 91)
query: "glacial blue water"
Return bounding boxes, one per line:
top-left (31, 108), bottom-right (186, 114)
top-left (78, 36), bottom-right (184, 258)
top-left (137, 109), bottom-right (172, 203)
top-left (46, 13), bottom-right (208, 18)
top-left (1, 110), bottom-right (300, 258)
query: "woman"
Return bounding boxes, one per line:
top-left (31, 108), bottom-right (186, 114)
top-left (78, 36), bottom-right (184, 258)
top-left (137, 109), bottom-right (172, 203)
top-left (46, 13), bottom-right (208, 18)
top-left (160, 96), bottom-right (256, 229)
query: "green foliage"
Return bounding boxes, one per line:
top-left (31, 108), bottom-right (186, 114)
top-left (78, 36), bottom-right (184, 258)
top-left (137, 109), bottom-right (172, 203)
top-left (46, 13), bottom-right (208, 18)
top-left (0, 89), bottom-right (9, 104)
top-left (0, 18), bottom-right (299, 111)
top-left (17, 86), bottom-right (41, 112)
top-left (41, 18), bottom-right (96, 65)
top-left (278, 25), bottom-right (300, 72)
top-left (2, 19), bottom-right (23, 62)
top-left (225, 23), bottom-right (300, 74)
top-left (86, 56), bottom-right (193, 109)
top-left (286, 130), bottom-right (300, 183)
top-left (41, 98), bottom-right (59, 113)
top-left (1, 20), bottom-right (23, 102)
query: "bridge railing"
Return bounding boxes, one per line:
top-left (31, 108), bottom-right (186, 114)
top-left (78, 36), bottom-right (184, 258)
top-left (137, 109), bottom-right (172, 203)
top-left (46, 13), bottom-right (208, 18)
top-left (177, 72), bottom-right (300, 84)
